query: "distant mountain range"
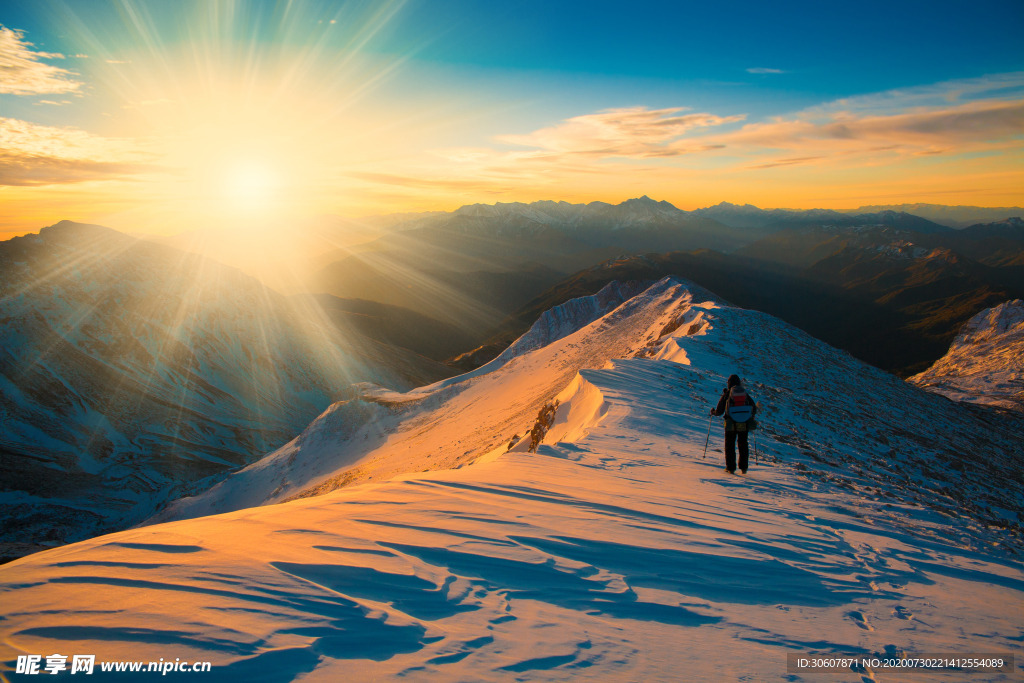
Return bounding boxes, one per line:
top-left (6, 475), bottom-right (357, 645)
top-left (0, 221), bottom-right (453, 560)
top-left (691, 201), bottom-right (1022, 230)
top-left (846, 203), bottom-right (1024, 229)
top-left (131, 199), bottom-right (1022, 294)
top-left (304, 197), bottom-right (972, 334)
top-left (691, 202), bottom-right (954, 233)
top-left (305, 197), bottom-right (749, 332)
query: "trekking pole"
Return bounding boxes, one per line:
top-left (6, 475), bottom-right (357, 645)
top-left (702, 412), bottom-right (713, 459)
top-left (754, 432), bottom-right (759, 464)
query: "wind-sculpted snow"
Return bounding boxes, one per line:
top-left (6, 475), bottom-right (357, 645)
top-left (147, 399), bottom-right (397, 524)
top-left (2, 276), bottom-right (1021, 680)
top-left (0, 222), bottom-right (451, 555)
top-left (909, 299), bottom-right (1024, 412)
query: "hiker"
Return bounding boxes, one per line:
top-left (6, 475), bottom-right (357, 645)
top-left (710, 374), bottom-right (757, 474)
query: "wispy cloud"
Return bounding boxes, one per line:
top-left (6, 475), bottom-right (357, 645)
top-left (0, 117), bottom-right (159, 186)
top-left (345, 171), bottom-right (510, 192)
top-left (0, 26), bottom-right (82, 95)
top-left (747, 67), bottom-right (785, 74)
top-left (748, 156), bottom-right (826, 169)
top-left (349, 83), bottom-right (1024, 200)
top-left (0, 152), bottom-right (160, 186)
top-left (802, 72), bottom-right (1024, 116)
top-left (722, 98), bottom-right (1024, 161)
top-left (496, 106), bottom-right (744, 159)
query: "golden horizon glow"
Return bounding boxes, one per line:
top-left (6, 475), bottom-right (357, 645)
top-left (1, 6), bottom-right (1022, 241)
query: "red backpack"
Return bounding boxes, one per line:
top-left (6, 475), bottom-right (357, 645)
top-left (726, 386), bottom-right (753, 423)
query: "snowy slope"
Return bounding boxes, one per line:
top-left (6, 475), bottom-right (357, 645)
top-left (1, 277), bottom-right (1021, 681)
top-left (144, 279), bottom-right (663, 523)
top-left (0, 222), bottom-right (451, 554)
top-left (909, 299), bottom-right (1024, 412)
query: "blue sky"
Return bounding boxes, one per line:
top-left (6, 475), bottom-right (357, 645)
top-left (6, 0), bottom-right (1023, 114)
top-left (0, 0), bottom-right (1021, 233)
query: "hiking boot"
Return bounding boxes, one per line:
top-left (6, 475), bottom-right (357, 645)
top-left (740, 469), bottom-right (747, 474)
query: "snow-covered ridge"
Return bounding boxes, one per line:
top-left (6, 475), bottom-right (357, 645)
top-left (2, 276), bottom-right (1021, 680)
top-left (145, 278), bottom-right (682, 522)
top-left (909, 299), bottom-right (1024, 411)
top-left (494, 279), bottom-right (653, 361)
top-left (954, 298), bottom-right (1024, 344)
top-left (398, 278), bottom-right (653, 396)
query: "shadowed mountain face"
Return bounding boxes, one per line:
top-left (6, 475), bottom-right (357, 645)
top-left (359, 196), bottom-right (770, 265)
top-left (734, 219), bottom-right (1024, 268)
top-left (0, 222), bottom-right (453, 558)
top-left (295, 294), bottom-right (478, 361)
top-left (309, 255), bottom-right (569, 332)
top-left (848, 204), bottom-right (1024, 229)
top-left (306, 197), bottom-right (770, 329)
top-left (938, 218), bottom-right (1024, 266)
top-left (692, 202), bottom-right (955, 233)
top-left (306, 202), bottom-right (957, 331)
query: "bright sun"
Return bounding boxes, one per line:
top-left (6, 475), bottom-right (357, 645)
top-left (224, 163), bottom-right (278, 203)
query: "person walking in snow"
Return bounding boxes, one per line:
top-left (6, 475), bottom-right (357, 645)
top-left (710, 374), bottom-right (757, 474)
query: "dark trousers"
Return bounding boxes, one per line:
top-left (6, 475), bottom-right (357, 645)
top-left (725, 430), bottom-right (749, 472)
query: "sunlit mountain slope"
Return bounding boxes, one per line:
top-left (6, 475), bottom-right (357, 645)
top-left (0, 222), bottom-right (452, 559)
top-left (909, 299), bottom-right (1024, 412)
top-left (1, 277), bottom-right (1021, 681)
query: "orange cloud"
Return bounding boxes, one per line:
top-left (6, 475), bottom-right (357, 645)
top-left (0, 118), bottom-right (159, 186)
top-left (496, 106), bottom-right (743, 158)
top-left (720, 98), bottom-right (1024, 164)
top-left (343, 94), bottom-right (1023, 213)
top-left (0, 152), bottom-right (161, 186)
